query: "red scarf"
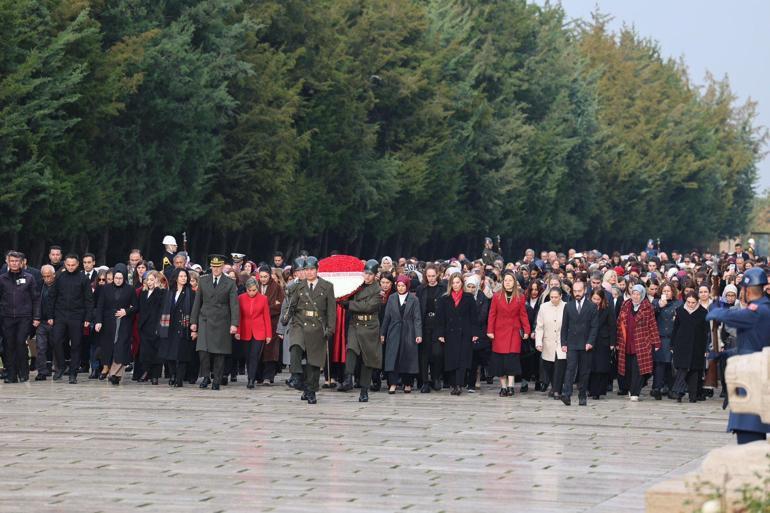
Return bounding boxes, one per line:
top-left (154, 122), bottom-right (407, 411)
top-left (452, 289), bottom-right (463, 307)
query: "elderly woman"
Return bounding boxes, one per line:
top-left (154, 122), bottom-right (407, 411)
top-left (95, 264), bottom-right (138, 385)
top-left (536, 287), bottom-right (567, 398)
top-left (436, 273), bottom-right (479, 396)
top-left (671, 292), bottom-right (709, 402)
top-left (487, 270), bottom-right (530, 397)
top-left (616, 284), bottom-right (661, 400)
top-left (381, 274), bottom-right (422, 394)
top-left (651, 282), bottom-right (682, 399)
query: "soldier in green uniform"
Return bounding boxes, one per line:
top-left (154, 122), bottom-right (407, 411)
top-left (286, 256), bottom-right (336, 404)
top-left (337, 259), bottom-right (382, 402)
top-left (481, 237), bottom-right (501, 266)
top-left (283, 257), bottom-right (306, 391)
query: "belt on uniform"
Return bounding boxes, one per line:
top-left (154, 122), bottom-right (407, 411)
top-left (354, 314), bottom-right (374, 321)
top-left (427, 312), bottom-right (436, 318)
top-left (299, 310), bottom-right (320, 318)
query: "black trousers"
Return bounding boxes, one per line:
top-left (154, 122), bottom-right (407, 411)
top-left (417, 327), bottom-right (433, 385)
top-left (198, 351), bottom-right (225, 384)
top-left (625, 353), bottom-right (643, 396)
top-left (542, 358), bottom-right (567, 393)
top-left (344, 350), bottom-right (373, 387)
top-left (52, 319), bottom-right (82, 377)
top-left (305, 365), bottom-right (321, 392)
top-left (146, 363), bottom-right (163, 379)
top-left (673, 368), bottom-right (700, 398)
top-left (562, 349), bottom-right (591, 398)
top-left (168, 360), bottom-right (186, 382)
top-left (245, 340), bottom-right (265, 382)
top-left (447, 367), bottom-right (465, 387)
top-left (468, 346), bottom-right (491, 386)
top-left (589, 372), bottom-right (609, 397)
top-left (2, 317), bottom-right (30, 381)
top-left (430, 335), bottom-right (445, 384)
top-left (735, 430), bottom-right (767, 445)
top-left (652, 361), bottom-right (674, 391)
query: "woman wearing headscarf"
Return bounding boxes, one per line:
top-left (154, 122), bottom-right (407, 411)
top-left (465, 274), bottom-right (490, 392)
top-left (255, 265), bottom-right (284, 384)
top-left (371, 273), bottom-right (395, 392)
top-left (536, 287), bottom-right (567, 398)
top-left (651, 282), bottom-right (682, 399)
top-left (436, 273), bottom-right (480, 396)
top-left (158, 268), bottom-right (196, 387)
top-left (588, 288), bottom-right (616, 400)
top-left (236, 277), bottom-right (272, 389)
top-left (94, 264), bottom-right (138, 385)
top-left (381, 274), bottom-right (422, 394)
top-left (616, 284), bottom-right (661, 401)
top-left (671, 291), bottom-right (709, 402)
top-left (487, 270), bottom-right (531, 397)
top-left (137, 270), bottom-right (167, 385)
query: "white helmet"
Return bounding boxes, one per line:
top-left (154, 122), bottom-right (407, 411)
top-left (162, 235), bottom-right (177, 246)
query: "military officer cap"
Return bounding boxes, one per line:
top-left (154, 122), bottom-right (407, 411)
top-left (742, 267), bottom-right (768, 287)
top-left (305, 256), bottom-right (319, 270)
top-left (293, 257), bottom-right (306, 270)
top-left (484, 237), bottom-right (493, 244)
top-left (231, 252), bottom-right (246, 263)
top-left (209, 254), bottom-right (226, 268)
top-left (364, 259), bottom-right (379, 274)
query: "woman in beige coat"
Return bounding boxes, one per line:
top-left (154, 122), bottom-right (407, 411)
top-left (535, 287), bottom-right (567, 399)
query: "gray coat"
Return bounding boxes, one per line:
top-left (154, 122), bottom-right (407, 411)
top-left (346, 281), bottom-right (382, 369)
top-left (381, 292), bottom-right (422, 374)
top-left (191, 274), bottom-right (239, 355)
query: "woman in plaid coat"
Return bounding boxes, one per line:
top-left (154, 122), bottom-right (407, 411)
top-left (616, 284), bottom-right (661, 400)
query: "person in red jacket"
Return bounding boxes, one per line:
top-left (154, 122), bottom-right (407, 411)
top-left (236, 278), bottom-right (272, 389)
top-left (487, 270), bottom-right (531, 397)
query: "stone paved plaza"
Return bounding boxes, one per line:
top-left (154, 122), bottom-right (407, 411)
top-left (0, 373), bottom-right (731, 513)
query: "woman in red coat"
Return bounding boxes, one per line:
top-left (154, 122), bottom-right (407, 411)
top-left (487, 270), bottom-right (531, 397)
top-left (236, 277), bottom-right (272, 389)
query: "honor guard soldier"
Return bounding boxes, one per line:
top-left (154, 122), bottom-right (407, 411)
top-left (161, 235), bottom-right (178, 271)
top-left (282, 257), bottom-right (307, 390)
top-left (481, 237), bottom-right (501, 265)
top-left (286, 256), bottom-right (336, 404)
top-left (707, 267), bottom-right (770, 444)
top-left (231, 253), bottom-right (246, 273)
top-left (337, 259), bottom-right (382, 402)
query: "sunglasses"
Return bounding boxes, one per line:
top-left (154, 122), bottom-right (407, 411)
top-left (98, 278), bottom-right (106, 282)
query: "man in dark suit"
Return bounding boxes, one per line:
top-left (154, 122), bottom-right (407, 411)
top-left (560, 281), bottom-right (599, 406)
top-left (191, 255), bottom-right (239, 390)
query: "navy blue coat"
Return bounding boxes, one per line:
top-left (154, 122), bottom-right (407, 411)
top-left (653, 298), bottom-right (681, 363)
top-left (707, 296), bottom-right (770, 434)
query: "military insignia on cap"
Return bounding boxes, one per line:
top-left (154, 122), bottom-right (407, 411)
top-left (231, 253), bottom-right (245, 262)
top-left (209, 254), bottom-right (226, 267)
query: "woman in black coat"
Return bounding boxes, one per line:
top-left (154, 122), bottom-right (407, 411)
top-left (381, 275), bottom-right (422, 393)
top-left (671, 292), bottom-right (709, 402)
top-left (158, 268), bottom-right (196, 387)
top-left (466, 276), bottom-right (490, 392)
top-left (588, 288), bottom-right (616, 399)
top-left (436, 273), bottom-right (479, 396)
top-left (95, 264), bottom-right (137, 385)
top-left (523, 279), bottom-right (544, 391)
top-left (137, 271), bottom-right (167, 385)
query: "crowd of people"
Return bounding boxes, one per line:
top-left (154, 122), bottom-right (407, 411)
top-left (0, 236), bottom-right (767, 421)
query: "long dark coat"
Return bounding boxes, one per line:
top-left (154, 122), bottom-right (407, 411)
top-left (158, 288), bottom-right (196, 363)
top-left (347, 281), bottom-right (383, 369)
top-left (671, 305), bottom-right (709, 370)
top-left (382, 293), bottom-right (422, 374)
top-left (591, 305), bottom-right (617, 373)
top-left (653, 298), bottom-right (681, 363)
top-left (261, 279), bottom-right (285, 362)
top-left (191, 274), bottom-right (240, 355)
top-left (138, 288), bottom-right (166, 365)
top-left (435, 292), bottom-right (479, 372)
top-left (96, 283), bottom-right (138, 365)
top-left (474, 293), bottom-right (491, 352)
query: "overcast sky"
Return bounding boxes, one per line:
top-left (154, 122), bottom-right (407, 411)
top-left (540, 0), bottom-right (770, 191)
